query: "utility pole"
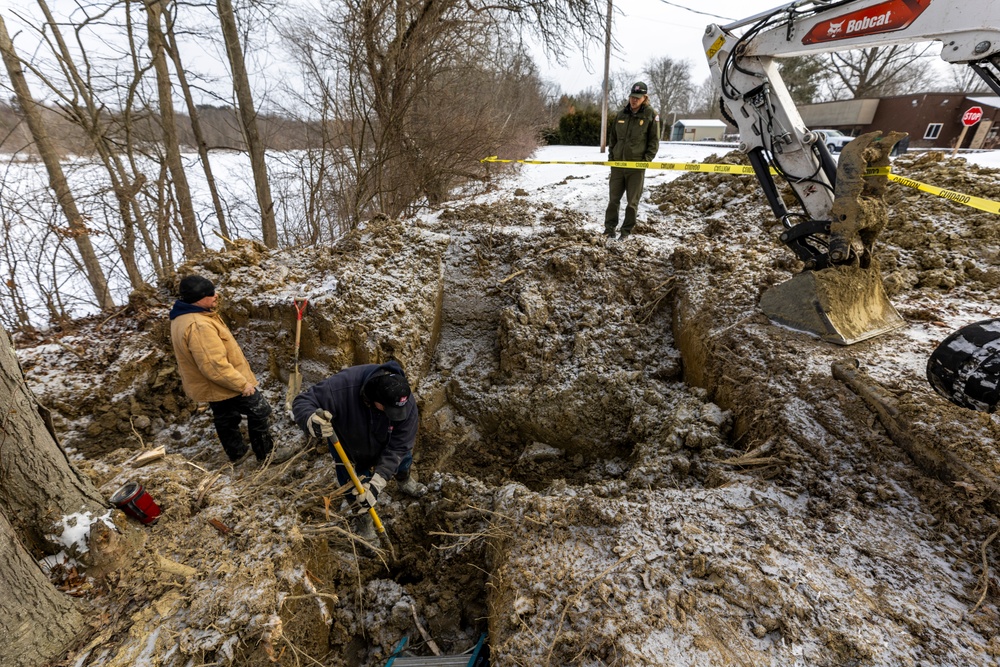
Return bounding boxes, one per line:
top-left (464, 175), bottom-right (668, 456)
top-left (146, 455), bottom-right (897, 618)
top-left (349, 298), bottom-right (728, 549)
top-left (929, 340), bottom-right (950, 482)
top-left (600, 0), bottom-right (613, 153)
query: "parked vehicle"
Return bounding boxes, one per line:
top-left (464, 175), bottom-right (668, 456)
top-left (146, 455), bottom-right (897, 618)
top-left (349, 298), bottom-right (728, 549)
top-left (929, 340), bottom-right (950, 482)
top-left (812, 128), bottom-right (853, 153)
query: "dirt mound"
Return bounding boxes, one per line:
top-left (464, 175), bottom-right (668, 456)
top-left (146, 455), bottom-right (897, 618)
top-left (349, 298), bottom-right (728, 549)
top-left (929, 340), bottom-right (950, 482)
top-left (16, 152), bottom-right (1000, 666)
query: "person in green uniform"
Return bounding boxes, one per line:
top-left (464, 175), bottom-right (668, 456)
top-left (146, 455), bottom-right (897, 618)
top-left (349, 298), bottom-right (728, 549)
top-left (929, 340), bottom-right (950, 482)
top-left (605, 81), bottom-right (660, 240)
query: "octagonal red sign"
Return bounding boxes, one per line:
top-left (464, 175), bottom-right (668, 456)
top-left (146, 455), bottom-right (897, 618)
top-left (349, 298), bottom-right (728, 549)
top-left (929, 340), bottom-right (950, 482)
top-left (963, 107), bottom-right (984, 127)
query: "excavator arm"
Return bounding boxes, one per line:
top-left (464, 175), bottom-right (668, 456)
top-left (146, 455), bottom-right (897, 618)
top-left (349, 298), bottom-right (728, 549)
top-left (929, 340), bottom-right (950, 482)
top-left (704, 0), bottom-right (1000, 344)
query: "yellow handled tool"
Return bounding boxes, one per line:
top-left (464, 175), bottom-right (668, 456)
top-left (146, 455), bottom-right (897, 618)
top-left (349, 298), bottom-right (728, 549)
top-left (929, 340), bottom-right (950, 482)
top-left (328, 437), bottom-right (385, 535)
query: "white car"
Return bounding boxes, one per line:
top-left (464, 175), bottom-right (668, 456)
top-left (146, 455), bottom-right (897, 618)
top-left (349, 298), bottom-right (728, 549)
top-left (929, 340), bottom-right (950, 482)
top-left (812, 128), bottom-right (853, 153)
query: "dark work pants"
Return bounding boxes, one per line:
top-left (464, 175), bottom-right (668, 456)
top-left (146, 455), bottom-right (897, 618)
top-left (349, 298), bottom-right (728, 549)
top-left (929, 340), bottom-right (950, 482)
top-left (209, 390), bottom-right (274, 461)
top-left (604, 167), bottom-right (646, 236)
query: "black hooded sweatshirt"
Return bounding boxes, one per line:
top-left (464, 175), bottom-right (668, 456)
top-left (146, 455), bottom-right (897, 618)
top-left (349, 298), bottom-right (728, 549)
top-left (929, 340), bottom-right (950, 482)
top-left (291, 361), bottom-right (417, 479)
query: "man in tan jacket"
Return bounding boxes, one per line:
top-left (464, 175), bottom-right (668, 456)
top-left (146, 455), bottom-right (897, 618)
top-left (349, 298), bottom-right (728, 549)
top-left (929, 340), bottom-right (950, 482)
top-left (170, 275), bottom-right (276, 463)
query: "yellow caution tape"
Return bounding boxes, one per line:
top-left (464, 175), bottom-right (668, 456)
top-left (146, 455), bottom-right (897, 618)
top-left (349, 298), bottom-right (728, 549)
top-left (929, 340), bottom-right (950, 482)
top-left (481, 156), bottom-right (891, 176)
top-left (480, 157), bottom-right (998, 215)
top-left (887, 174), bottom-right (1000, 215)
top-left (482, 155), bottom-right (757, 174)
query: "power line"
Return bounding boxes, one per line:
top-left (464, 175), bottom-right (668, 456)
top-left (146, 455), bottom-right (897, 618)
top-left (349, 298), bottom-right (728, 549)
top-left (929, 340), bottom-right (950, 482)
top-left (656, 0), bottom-right (735, 22)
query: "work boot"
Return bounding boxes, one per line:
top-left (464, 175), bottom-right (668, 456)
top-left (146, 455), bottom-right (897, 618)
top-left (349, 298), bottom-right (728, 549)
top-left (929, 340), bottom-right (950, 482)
top-left (262, 442), bottom-right (300, 465)
top-left (229, 447), bottom-right (252, 465)
top-left (603, 229), bottom-right (616, 239)
top-left (397, 472), bottom-right (428, 498)
top-left (618, 232), bottom-right (631, 241)
top-left (351, 513), bottom-right (378, 542)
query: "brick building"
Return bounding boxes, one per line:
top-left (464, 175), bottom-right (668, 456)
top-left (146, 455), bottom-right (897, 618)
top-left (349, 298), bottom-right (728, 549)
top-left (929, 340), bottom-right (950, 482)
top-left (797, 93), bottom-right (999, 150)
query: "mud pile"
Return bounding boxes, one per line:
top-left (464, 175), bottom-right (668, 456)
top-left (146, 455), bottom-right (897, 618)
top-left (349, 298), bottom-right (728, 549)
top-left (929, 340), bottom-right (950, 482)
top-left (16, 151), bottom-right (1000, 666)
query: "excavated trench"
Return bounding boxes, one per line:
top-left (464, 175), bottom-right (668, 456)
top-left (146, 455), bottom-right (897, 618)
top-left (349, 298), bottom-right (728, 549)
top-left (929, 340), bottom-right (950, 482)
top-left (16, 152), bottom-right (1000, 666)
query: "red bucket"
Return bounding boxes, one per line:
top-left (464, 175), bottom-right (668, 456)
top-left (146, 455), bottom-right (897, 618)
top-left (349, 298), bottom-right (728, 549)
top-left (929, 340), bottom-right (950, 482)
top-left (109, 482), bottom-right (161, 525)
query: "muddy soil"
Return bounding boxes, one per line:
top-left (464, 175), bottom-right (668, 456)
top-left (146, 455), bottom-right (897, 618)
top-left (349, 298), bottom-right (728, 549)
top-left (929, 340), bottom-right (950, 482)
top-left (16, 152), bottom-right (1000, 666)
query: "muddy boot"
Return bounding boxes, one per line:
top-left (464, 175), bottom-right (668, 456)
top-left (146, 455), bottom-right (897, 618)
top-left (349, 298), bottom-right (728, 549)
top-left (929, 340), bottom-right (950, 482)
top-left (351, 513), bottom-right (378, 543)
top-left (230, 447), bottom-right (253, 466)
top-left (264, 442), bottom-right (300, 465)
top-left (397, 471), bottom-right (428, 498)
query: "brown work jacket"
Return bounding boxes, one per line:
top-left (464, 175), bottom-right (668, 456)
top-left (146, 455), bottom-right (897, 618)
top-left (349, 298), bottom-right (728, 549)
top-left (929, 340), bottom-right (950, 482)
top-left (170, 307), bottom-right (256, 403)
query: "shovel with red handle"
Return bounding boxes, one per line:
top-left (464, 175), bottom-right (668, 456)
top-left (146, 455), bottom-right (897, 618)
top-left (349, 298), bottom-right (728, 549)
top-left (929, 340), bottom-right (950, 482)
top-left (284, 297), bottom-right (308, 419)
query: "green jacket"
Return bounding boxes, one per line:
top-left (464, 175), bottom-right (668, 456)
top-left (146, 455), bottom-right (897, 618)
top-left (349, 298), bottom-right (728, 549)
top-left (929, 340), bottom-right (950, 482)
top-left (608, 102), bottom-right (660, 163)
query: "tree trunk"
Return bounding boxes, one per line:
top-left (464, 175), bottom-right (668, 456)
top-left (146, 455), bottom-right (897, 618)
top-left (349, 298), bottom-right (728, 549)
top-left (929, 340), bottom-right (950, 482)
top-left (163, 3), bottom-right (232, 243)
top-left (0, 510), bottom-right (87, 667)
top-left (0, 329), bottom-right (108, 553)
top-left (216, 0), bottom-right (278, 248)
top-left (0, 15), bottom-right (115, 311)
top-left (145, 0), bottom-right (203, 259)
top-left (36, 0), bottom-right (165, 287)
top-left (0, 324), bottom-right (115, 664)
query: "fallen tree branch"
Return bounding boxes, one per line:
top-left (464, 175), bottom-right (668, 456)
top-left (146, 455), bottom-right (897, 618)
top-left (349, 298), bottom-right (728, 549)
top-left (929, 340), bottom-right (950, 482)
top-left (831, 359), bottom-right (1000, 501)
top-left (409, 603), bottom-right (442, 656)
top-left (971, 527), bottom-right (1000, 614)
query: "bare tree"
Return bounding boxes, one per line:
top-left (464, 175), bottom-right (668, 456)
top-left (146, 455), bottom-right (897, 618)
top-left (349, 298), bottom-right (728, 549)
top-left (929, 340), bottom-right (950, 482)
top-left (818, 44), bottom-right (936, 99)
top-left (29, 0), bottom-right (166, 288)
top-left (692, 75), bottom-right (723, 118)
top-left (0, 182), bottom-right (34, 331)
top-left (643, 56), bottom-right (694, 122)
top-left (144, 0), bottom-right (202, 256)
top-left (0, 13), bottom-right (114, 311)
top-left (281, 0), bottom-right (604, 223)
top-left (944, 62), bottom-right (992, 93)
top-left (162, 3), bottom-right (231, 242)
top-left (215, 0), bottom-right (277, 248)
top-left (608, 70), bottom-right (638, 109)
top-left (0, 510), bottom-right (86, 667)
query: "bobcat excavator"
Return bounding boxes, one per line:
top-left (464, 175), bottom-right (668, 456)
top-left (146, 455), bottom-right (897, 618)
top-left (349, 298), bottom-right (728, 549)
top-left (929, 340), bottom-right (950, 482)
top-left (704, 0), bottom-right (1000, 345)
top-left (705, 0), bottom-right (1000, 413)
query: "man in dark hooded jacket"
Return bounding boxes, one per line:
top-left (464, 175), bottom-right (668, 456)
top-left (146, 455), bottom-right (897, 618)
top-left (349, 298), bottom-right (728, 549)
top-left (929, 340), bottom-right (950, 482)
top-left (605, 81), bottom-right (660, 240)
top-left (292, 360), bottom-right (427, 540)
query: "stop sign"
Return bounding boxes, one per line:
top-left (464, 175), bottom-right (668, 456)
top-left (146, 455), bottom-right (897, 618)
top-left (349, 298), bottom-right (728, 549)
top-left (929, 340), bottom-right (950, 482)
top-left (962, 106), bottom-right (984, 126)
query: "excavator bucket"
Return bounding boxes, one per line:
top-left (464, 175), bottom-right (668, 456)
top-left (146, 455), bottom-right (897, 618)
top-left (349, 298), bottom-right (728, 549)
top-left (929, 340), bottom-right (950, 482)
top-left (760, 131), bottom-right (907, 345)
top-left (759, 261), bottom-right (904, 345)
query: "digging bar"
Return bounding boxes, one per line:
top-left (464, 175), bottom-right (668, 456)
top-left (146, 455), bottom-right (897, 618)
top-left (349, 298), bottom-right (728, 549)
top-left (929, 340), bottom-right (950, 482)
top-left (327, 436), bottom-right (387, 536)
top-left (284, 297), bottom-right (308, 418)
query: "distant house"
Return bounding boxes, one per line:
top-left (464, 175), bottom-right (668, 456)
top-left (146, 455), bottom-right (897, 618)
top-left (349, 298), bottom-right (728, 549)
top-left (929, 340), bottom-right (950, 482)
top-left (669, 119), bottom-right (727, 142)
top-left (797, 93), bottom-right (1000, 150)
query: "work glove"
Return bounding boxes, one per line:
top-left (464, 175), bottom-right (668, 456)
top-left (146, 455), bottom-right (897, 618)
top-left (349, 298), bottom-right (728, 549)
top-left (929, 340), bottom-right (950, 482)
top-left (307, 409), bottom-right (335, 439)
top-left (349, 473), bottom-right (387, 515)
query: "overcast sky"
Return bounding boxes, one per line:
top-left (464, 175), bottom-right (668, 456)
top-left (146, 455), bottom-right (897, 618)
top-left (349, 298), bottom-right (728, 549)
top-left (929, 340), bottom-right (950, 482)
top-left (533, 0), bottom-right (793, 94)
top-left (0, 0), bottom-right (954, 109)
top-left (1, 0), bottom-right (796, 102)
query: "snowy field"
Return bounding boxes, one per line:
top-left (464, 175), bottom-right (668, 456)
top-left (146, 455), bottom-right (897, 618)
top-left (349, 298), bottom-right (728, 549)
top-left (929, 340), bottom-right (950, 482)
top-left (479, 143), bottom-right (1000, 226)
top-left (2, 142), bottom-right (998, 328)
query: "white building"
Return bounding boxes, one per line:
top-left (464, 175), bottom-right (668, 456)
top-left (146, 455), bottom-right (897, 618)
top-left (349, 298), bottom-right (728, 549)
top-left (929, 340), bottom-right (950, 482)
top-left (669, 119), bottom-right (727, 142)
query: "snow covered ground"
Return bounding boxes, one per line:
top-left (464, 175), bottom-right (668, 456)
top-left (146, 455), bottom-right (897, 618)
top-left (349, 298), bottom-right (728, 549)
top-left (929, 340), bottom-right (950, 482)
top-left (12, 139), bottom-right (1000, 666)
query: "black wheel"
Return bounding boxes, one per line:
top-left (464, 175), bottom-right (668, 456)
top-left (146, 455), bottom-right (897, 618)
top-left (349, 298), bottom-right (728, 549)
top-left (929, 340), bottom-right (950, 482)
top-left (827, 143), bottom-right (837, 153)
top-left (927, 318), bottom-right (1000, 412)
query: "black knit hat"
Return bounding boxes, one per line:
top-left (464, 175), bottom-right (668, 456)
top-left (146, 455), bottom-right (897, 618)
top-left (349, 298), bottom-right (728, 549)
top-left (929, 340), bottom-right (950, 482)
top-left (366, 373), bottom-right (412, 421)
top-left (179, 275), bottom-right (216, 304)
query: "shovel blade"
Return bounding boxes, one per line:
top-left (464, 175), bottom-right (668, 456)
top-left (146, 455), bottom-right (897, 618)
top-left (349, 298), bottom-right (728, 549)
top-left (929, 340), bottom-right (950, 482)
top-left (759, 264), bottom-right (904, 345)
top-left (285, 370), bottom-right (302, 417)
